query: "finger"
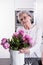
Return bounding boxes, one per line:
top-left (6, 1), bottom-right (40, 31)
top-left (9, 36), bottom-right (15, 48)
top-left (22, 48), bottom-right (25, 50)
top-left (19, 49), bottom-right (24, 53)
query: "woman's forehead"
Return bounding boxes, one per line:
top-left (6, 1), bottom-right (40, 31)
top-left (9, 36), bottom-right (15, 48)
top-left (19, 13), bottom-right (31, 19)
top-left (19, 13), bottom-right (29, 18)
top-left (19, 13), bottom-right (27, 16)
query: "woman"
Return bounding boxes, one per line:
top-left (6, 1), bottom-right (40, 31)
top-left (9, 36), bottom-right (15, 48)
top-left (16, 11), bottom-right (42, 65)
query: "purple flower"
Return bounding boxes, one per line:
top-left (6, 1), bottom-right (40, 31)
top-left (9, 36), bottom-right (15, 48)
top-left (12, 32), bottom-right (18, 38)
top-left (22, 35), bottom-right (29, 44)
top-left (3, 42), bottom-right (10, 49)
top-left (1, 29), bottom-right (34, 50)
top-left (1, 38), bottom-right (7, 45)
top-left (29, 39), bottom-right (34, 46)
top-left (18, 30), bottom-right (24, 36)
top-left (23, 35), bottom-right (31, 41)
top-left (22, 35), bottom-right (34, 45)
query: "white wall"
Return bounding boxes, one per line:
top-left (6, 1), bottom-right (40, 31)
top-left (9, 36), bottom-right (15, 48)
top-left (15, 0), bottom-right (35, 10)
top-left (0, 0), bottom-right (15, 58)
top-left (35, 1), bottom-right (43, 32)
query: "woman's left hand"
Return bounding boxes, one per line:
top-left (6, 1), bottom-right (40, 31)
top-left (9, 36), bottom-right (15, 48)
top-left (19, 47), bottom-right (30, 54)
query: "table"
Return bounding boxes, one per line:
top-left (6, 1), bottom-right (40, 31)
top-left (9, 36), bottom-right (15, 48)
top-left (0, 58), bottom-right (42, 65)
top-left (0, 58), bottom-right (10, 65)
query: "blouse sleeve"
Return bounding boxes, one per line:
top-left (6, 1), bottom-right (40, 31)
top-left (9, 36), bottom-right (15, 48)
top-left (30, 27), bottom-right (42, 57)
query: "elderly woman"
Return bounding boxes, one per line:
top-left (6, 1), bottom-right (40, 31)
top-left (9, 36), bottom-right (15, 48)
top-left (16, 11), bottom-right (42, 65)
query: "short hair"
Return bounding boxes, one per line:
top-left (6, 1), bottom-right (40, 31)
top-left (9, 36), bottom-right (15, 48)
top-left (17, 11), bottom-right (32, 22)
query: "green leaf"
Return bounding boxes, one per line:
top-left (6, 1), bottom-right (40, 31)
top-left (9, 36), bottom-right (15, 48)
top-left (24, 43), bottom-right (29, 48)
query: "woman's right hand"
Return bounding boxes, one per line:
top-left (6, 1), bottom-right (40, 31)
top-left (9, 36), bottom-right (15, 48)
top-left (19, 47), bottom-right (30, 54)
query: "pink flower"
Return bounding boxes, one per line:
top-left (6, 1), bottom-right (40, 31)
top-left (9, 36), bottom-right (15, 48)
top-left (29, 39), bottom-right (34, 46)
top-left (22, 35), bottom-right (29, 44)
top-left (1, 38), bottom-right (7, 45)
top-left (18, 30), bottom-right (24, 36)
top-left (3, 42), bottom-right (10, 49)
top-left (12, 32), bottom-right (18, 38)
top-left (22, 35), bottom-right (34, 45)
top-left (23, 35), bottom-right (32, 41)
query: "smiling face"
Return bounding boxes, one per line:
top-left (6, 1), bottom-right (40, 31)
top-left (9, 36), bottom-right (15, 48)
top-left (19, 12), bottom-right (32, 29)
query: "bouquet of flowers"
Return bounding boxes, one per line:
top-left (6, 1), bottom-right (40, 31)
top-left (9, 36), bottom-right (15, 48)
top-left (1, 30), bottom-right (34, 50)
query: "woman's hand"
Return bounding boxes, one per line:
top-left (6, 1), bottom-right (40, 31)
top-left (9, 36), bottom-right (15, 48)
top-left (19, 47), bottom-right (30, 54)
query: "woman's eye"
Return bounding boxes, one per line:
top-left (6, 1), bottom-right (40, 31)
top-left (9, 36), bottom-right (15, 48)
top-left (24, 16), bottom-right (26, 19)
top-left (20, 19), bottom-right (23, 21)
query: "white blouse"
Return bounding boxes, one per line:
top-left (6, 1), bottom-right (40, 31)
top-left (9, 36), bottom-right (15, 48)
top-left (16, 25), bottom-right (42, 58)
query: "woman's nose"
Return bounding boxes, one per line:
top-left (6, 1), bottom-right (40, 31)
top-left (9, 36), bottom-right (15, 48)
top-left (22, 19), bottom-right (26, 24)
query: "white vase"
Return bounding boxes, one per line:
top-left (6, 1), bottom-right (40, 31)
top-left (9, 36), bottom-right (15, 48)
top-left (10, 50), bottom-right (24, 65)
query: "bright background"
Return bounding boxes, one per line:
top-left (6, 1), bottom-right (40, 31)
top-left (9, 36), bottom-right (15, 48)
top-left (0, 0), bottom-right (43, 58)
